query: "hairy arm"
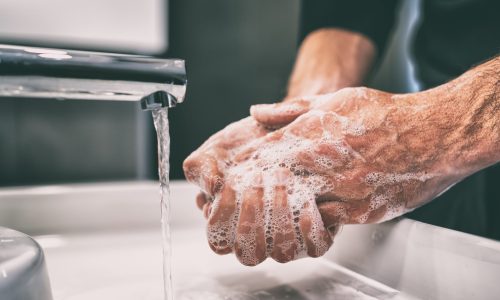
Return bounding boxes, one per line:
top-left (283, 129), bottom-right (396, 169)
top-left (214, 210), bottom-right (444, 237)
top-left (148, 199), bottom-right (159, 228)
top-left (286, 28), bottom-right (376, 99)
top-left (406, 56), bottom-right (500, 182)
top-left (252, 56), bottom-right (500, 217)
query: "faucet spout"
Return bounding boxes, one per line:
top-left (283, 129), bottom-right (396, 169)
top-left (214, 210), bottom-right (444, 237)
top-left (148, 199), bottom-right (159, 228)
top-left (0, 45), bottom-right (187, 109)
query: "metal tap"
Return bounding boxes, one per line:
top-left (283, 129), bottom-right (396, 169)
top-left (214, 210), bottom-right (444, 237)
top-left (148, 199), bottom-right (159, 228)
top-left (0, 45), bottom-right (187, 110)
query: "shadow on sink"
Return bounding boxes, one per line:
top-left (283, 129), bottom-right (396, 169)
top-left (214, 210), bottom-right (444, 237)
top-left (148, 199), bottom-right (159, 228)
top-left (176, 267), bottom-right (398, 300)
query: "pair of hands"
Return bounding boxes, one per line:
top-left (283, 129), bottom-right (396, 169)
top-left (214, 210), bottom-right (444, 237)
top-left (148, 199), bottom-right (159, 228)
top-left (183, 87), bottom-right (453, 266)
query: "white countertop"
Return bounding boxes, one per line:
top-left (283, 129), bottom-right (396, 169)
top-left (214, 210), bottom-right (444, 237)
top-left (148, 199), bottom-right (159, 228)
top-left (1, 181), bottom-right (499, 299)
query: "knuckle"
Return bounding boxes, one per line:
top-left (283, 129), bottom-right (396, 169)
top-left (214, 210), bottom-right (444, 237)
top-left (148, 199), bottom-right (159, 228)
top-left (208, 242), bottom-right (232, 255)
top-left (272, 253), bottom-right (293, 264)
top-left (207, 225), bottom-right (233, 255)
top-left (196, 193), bottom-right (207, 210)
top-left (308, 244), bottom-right (329, 258)
top-left (234, 236), bottom-right (267, 266)
top-left (237, 252), bottom-right (266, 266)
top-left (205, 174), bottom-right (224, 195)
top-left (182, 156), bottom-right (200, 182)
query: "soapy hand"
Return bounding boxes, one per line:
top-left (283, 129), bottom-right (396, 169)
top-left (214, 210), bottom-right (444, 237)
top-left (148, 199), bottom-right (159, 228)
top-left (183, 116), bottom-right (271, 218)
top-left (184, 87), bottom-right (458, 266)
top-left (251, 87), bottom-right (458, 228)
top-left (184, 97), bottom-right (332, 265)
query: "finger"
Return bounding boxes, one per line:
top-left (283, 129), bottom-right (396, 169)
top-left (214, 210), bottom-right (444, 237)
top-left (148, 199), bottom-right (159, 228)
top-left (298, 200), bottom-right (333, 258)
top-left (196, 192), bottom-right (209, 210)
top-left (234, 181), bottom-right (267, 266)
top-left (202, 202), bottom-right (212, 219)
top-left (250, 99), bottom-right (311, 129)
top-left (207, 184), bottom-right (237, 255)
top-left (366, 204), bottom-right (388, 223)
top-left (183, 153), bottom-right (224, 196)
top-left (317, 201), bottom-right (347, 231)
top-left (319, 197), bottom-right (389, 226)
top-left (233, 145), bottom-right (258, 164)
top-left (318, 195), bottom-right (380, 226)
top-left (218, 117), bottom-right (270, 148)
top-left (269, 181), bottom-right (297, 263)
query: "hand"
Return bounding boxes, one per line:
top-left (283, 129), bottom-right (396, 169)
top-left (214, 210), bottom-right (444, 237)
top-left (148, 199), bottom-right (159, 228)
top-left (183, 116), bottom-right (270, 217)
top-left (251, 88), bottom-right (461, 228)
top-left (185, 56), bottom-right (500, 266)
top-left (187, 87), bottom-right (464, 266)
top-left (183, 104), bottom-right (334, 265)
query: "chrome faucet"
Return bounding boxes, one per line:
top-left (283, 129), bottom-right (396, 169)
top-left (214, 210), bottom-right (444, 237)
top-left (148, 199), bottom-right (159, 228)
top-left (0, 45), bottom-right (187, 110)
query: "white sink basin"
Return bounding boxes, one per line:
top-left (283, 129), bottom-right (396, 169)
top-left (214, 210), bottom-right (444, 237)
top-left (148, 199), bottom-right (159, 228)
top-left (1, 181), bottom-right (499, 299)
top-left (37, 229), bottom-right (396, 300)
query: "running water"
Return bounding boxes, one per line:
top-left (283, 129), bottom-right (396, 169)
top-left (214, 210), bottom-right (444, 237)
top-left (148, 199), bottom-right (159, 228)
top-left (152, 108), bottom-right (173, 300)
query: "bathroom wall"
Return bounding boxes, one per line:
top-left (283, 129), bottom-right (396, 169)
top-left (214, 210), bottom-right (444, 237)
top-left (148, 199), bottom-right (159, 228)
top-left (0, 0), bottom-right (166, 54)
top-left (0, 99), bottom-right (153, 186)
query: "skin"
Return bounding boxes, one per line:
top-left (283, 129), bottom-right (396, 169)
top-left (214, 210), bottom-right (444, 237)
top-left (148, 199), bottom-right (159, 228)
top-left (286, 28), bottom-right (376, 99)
top-left (183, 29), bottom-right (500, 266)
top-left (188, 28), bottom-right (375, 218)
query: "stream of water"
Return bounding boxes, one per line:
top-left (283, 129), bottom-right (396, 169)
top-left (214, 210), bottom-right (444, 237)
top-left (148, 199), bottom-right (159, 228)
top-left (152, 108), bottom-right (173, 300)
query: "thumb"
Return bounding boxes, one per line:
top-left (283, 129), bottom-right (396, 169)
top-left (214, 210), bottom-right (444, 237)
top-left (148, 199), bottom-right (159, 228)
top-left (317, 201), bottom-right (345, 237)
top-left (250, 99), bottom-right (311, 128)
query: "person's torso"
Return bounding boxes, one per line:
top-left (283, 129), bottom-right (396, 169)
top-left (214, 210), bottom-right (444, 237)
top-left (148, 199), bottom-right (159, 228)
top-left (414, 0), bottom-right (500, 88)
top-left (408, 0), bottom-right (500, 240)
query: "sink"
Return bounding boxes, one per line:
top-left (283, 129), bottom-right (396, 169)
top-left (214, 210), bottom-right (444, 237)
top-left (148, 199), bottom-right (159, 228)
top-left (1, 181), bottom-right (499, 299)
top-left (35, 229), bottom-right (397, 300)
top-left (0, 227), bottom-right (52, 300)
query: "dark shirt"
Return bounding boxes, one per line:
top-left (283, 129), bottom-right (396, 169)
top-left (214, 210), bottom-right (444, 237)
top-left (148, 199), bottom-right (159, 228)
top-left (301, 0), bottom-right (500, 239)
top-left (301, 0), bottom-right (500, 87)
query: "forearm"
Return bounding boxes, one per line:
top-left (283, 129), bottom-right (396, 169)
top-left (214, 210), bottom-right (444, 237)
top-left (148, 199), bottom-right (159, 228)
top-left (450, 57), bottom-right (499, 172)
top-left (417, 57), bottom-right (500, 177)
top-left (287, 28), bottom-right (376, 99)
